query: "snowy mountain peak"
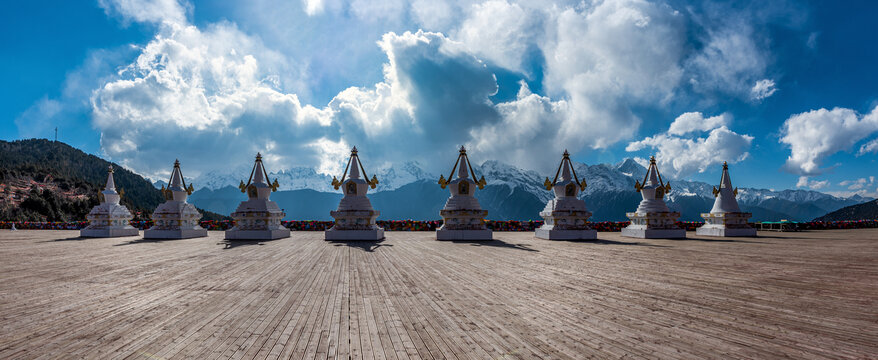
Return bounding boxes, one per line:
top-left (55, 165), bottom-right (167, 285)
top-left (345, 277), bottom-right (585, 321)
top-left (615, 158), bottom-right (647, 179)
top-left (190, 159), bottom-right (872, 213)
top-left (373, 161), bottom-right (435, 192)
top-left (478, 160), bottom-right (559, 203)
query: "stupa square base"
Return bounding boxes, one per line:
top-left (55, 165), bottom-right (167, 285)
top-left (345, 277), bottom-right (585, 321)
top-left (144, 228), bottom-right (208, 239)
top-left (224, 229), bottom-right (290, 240)
top-left (324, 228), bottom-right (384, 241)
top-left (696, 227), bottom-right (757, 237)
top-left (535, 228), bottom-right (597, 240)
top-left (80, 228), bottom-right (139, 238)
top-left (436, 229), bottom-right (492, 241)
top-left (621, 227), bottom-right (686, 239)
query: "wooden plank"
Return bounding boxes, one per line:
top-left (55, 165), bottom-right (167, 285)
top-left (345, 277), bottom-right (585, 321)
top-left (0, 229), bottom-right (877, 359)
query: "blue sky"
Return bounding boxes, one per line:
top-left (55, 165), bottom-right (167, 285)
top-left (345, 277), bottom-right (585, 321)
top-left (1, 0), bottom-right (877, 197)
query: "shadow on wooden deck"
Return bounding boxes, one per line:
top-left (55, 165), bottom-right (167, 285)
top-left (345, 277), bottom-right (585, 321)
top-left (329, 239), bottom-right (392, 252)
top-left (590, 239), bottom-right (672, 247)
top-left (40, 236), bottom-right (88, 242)
top-left (452, 239), bottom-right (539, 252)
top-left (677, 237), bottom-right (767, 244)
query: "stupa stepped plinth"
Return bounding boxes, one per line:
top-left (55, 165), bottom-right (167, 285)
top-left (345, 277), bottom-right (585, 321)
top-left (621, 156), bottom-right (685, 239)
top-left (80, 165), bottom-right (139, 238)
top-left (225, 153), bottom-right (290, 240)
top-left (436, 146), bottom-right (492, 241)
top-left (697, 162), bottom-right (757, 237)
top-left (325, 147), bottom-right (385, 241)
top-left (535, 150), bottom-right (597, 240)
top-left (144, 160), bottom-right (207, 239)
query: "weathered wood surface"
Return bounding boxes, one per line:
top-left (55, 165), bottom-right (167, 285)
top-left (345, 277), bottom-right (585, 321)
top-left (0, 229), bottom-right (876, 359)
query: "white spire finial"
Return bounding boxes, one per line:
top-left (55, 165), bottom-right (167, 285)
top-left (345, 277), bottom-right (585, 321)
top-left (457, 151), bottom-right (470, 179)
top-left (169, 159), bottom-right (184, 190)
top-left (105, 165), bottom-right (116, 191)
top-left (101, 164), bottom-right (121, 205)
top-left (349, 151), bottom-right (361, 180)
top-left (253, 153), bottom-right (267, 185)
top-left (720, 161), bottom-right (732, 189)
top-left (559, 152), bottom-right (572, 182)
top-left (644, 156), bottom-right (660, 187)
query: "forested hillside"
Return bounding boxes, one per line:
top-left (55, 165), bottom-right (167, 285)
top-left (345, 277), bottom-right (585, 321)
top-left (814, 199), bottom-right (878, 221)
top-left (0, 139), bottom-right (227, 221)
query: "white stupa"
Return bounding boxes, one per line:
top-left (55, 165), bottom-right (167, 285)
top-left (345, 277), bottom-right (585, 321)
top-left (325, 147), bottom-right (384, 241)
top-left (621, 156), bottom-right (685, 239)
top-left (436, 146), bottom-right (492, 241)
top-left (697, 162), bottom-right (757, 237)
top-left (225, 153), bottom-right (290, 240)
top-left (144, 160), bottom-right (207, 239)
top-left (535, 150), bottom-right (597, 240)
top-left (80, 165), bottom-right (139, 238)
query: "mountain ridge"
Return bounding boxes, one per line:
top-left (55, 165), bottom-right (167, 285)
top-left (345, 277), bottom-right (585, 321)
top-left (184, 159), bottom-right (871, 222)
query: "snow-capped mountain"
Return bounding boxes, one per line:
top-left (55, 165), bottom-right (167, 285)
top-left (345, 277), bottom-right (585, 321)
top-left (152, 180), bottom-right (167, 189)
top-left (190, 161), bottom-right (435, 193)
top-left (270, 168), bottom-right (334, 192)
top-left (479, 160), bottom-right (554, 203)
top-left (185, 158), bottom-right (872, 221)
top-left (372, 161), bottom-right (435, 192)
top-left (192, 165), bottom-right (252, 191)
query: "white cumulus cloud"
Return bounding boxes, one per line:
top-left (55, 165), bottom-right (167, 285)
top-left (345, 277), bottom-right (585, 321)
top-left (685, 9), bottom-right (770, 98)
top-left (780, 106), bottom-right (878, 175)
top-left (796, 176), bottom-right (829, 190)
top-left (98, 0), bottom-right (188, 25)
top-left (750, 79), bottom-right (777, 100)
top-left (75, 0), bottom-right (802, 180)
top-left (667, 112), bottom-right (730, 135)
top-left (839, 176), bottom-right (875, 191)
top-left (626, 112), bottom-right (753, 178)
top-left (858, 138), bottom-right (878, 156)
top-left (93, 26), bottom-right (583, 178)
top-left (456, 0), bottom-right (536, 73)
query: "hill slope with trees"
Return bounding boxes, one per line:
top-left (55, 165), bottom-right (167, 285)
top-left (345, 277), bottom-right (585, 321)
top-left (814, 199), bottom-right (878, 222)
top-left (0, 139), bottom-right (227, 221)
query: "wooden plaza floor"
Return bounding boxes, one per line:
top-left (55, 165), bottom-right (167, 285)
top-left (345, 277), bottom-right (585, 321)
top-left (0, 229), bottom-right (876, 359)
